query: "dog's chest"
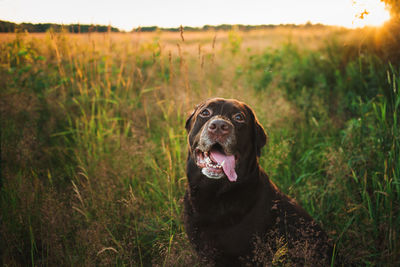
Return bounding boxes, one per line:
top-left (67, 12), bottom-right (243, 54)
top-left (187, 189), bottom-right (271, 257)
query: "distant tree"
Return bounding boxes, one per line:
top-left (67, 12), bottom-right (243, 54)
top-left (0, 20), bottom-right (17, 32)
top-left (381, 0), bottom-right (400, 17)
top-left (138, 26), bottom-right (158, 32)
top-left (377, 0), bottom-right (400, 64)
top-left (0, 20), bottom-right (119, 33)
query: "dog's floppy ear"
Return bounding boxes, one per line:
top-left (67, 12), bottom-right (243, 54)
top-left (185, 105), bottom-right (199, 132)
top-left (255, 119), bottom-right (267, 157)
top-left (245, 104), bottom-right (267, 157)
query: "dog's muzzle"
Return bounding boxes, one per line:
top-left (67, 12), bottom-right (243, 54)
top-left (194, 117), bottom-right (238, 181)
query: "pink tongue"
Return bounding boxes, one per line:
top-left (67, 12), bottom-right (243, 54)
top-left (210, 149), bottom-right (237, 182)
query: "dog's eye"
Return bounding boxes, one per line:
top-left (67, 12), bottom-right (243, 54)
top-left (199, 108), bottom-right (212, 118)
top-left (233, 113), bottom-right (245, 122)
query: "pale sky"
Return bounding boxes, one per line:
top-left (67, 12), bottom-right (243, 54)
top-left (0, 0), bottom-right (390, 31)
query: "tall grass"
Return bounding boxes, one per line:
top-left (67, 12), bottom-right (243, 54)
top-left (1, 27), bottom-right (399, 266)
top-left (248, 40), bottom-right (400, 264)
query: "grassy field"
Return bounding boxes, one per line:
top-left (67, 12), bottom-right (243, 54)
top-left (0, 26), bottom-right (399, 266)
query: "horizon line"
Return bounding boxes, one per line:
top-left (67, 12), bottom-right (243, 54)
top-left (1, 19), bottom-right (368, 32)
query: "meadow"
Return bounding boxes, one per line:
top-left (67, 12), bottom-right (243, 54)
top-left (0, 25), bottom-right (399, 266)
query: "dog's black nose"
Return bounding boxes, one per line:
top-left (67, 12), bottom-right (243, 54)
top-left (208, 119), bottom-right (232, 135)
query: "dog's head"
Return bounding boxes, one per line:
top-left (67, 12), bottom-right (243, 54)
top-left (185, 98), bottom-right (267, 182)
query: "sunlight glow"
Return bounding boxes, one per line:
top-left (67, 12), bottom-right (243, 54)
top-left (349, 0), bottom-right (391, 28)
top-left (0, 0), bottom-right (393, 31)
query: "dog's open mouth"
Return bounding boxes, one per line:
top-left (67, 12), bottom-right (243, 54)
top-left (195, 144), bottom-right (238, 182)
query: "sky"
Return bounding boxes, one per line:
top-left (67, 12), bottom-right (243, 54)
top-left (0, 0), bottom-right (391, 31)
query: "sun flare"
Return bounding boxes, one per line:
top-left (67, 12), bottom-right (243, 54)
top-left (349, 0), bottom-right (391, 28)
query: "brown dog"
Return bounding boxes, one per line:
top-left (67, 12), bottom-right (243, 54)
top-left (184, 98), bottom-right (335, 266)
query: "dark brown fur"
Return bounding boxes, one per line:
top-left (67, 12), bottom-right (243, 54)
top-left (184, 98), bottom-right (335, 266)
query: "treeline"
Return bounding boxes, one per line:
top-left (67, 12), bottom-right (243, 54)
top-left (134, 22), bottom-right (326, 32)
top-left (0, 20), bottom-right (120, 33)
top-left (0, 19), bottom-right (329, 33)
